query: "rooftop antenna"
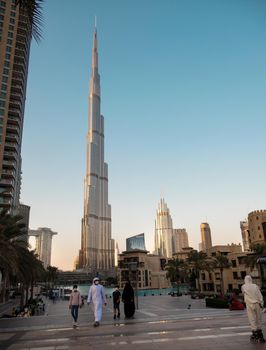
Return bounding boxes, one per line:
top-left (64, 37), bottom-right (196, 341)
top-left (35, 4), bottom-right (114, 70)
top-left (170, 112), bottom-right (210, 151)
top-left (94, 15), bottom-right (97, 30)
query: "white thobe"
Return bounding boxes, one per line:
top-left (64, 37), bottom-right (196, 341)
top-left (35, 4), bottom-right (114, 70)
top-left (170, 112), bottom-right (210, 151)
top-left (87, 284), bottom-right (106, 322)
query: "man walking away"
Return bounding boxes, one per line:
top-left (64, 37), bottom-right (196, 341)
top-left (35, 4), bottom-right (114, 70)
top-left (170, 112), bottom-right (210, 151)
top-left (69, 285), bottom-right (82, 328)
top-left (241, 275), bottom-right (265, 343)
top-left (87, 277), bottom-right (107, 327)
top-left (112, 285), bottom-right (121, 319)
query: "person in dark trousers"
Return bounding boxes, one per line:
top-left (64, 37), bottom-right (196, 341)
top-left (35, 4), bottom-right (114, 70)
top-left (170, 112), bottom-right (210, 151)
top-left (69, 285), bottom-right (82, 328)
top-left (112, 285), bottom-right (121, 319)
top-left (122, 280), bottom-right (135, 318)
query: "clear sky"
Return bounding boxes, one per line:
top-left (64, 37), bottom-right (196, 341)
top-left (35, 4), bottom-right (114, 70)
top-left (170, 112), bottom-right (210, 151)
top-left (22, 0), bottom-right (266, 270)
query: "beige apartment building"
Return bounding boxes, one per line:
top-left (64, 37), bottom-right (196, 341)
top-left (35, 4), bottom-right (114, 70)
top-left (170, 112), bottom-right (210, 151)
top-left (199, 244), bottom-right (260, 293)
top-left (0, 0), bottom-right (31, 213)
top-left (118, 250), bottom-right (171, 290)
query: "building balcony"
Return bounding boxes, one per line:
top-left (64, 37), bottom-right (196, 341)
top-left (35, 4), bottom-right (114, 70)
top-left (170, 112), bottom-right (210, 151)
top-left (10, 91), bottom-right (23, 102)
top-left (5, 133), bottom-right (20, 144)
top-left (0, 197), bottom-right (12, 206)
top-left (9, 107), bottom-right (21, 117)
top-left (4, 151), bottom-right (17, 160)
top-left (1, 169), bottom-right (16, 178)
top-left (6, 124), bottom-right (20, 135)
top-left (4, 142), bottom-right (19, 152)
top-left (9, 99), bottom-right (23, 110)
top-left (0, 179), bottom-right (15, 188)
top-left (7, 115), bottom-right (21, 126)
top-left (2, 160), bottom-right (16, 169)
top-left (11, 83), bottom-right (23, 93)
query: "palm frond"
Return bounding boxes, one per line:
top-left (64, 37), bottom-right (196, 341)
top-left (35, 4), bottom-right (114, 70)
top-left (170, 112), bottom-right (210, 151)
top-left (15, 0), bottom-right (44, 43)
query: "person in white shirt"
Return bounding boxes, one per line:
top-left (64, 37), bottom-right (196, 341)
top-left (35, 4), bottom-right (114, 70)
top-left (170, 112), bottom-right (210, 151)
top-left (87, 277), bottom-right (107, 327)
top-left (241, 275), bottom-right (265, 343)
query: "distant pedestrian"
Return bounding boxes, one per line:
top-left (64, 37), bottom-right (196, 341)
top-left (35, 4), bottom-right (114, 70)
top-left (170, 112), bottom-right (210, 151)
top-left (241, 275), bottom-right (265, 343)
top-left (69, 285), bottom-right (82, 328)
top-left (112, 285), bottom-right (121, 319)
top-left (122, 280), bottom-right (135, 318)
top-left (87, 277), bottom-right (107, 327)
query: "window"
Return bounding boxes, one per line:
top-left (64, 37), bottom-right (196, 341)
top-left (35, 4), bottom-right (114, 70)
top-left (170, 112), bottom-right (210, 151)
top-left (9, 25), bottom-right (14, 31)
top-left (0, 118), bottom-right (3, 125)
top-left (8, 31), bottom-right (13, 38)
top-left (1, 1), bottom-right (6, 7)
top-left (233, 272), bottom-right (238, 279)
top-left (1, 84), bottom-right (7, 90)
top-left (0, 8), bottom-right (5, 14)
top-left (10, 11), bottom-right (16, 17)
top-left (4, 61), bottom-right (9, 67)
top-left (10, 18), bottom-right (15, 24)
top-left (0, 101), bottom-right (5, 107)
top-left (231, 260), bottom-right (237, 267)
top-left (0, 14), bottom-right (4, 20)
top-left (3, 68), bottom-right (9, 75)
top-left (258, 226), bottom-right (260, 230)
top-left (7, 39), bottom-right (12, 45)
top-left (201, 273), bottom-right (206, 280)
top-left (240, 271), bottom-right (246, 279)
top-left (2, 76), bottom-right (7, 83)
top-left (0, 109), bottom-right (4, 116)
top-left (0, 92), bottom-right (6, 98)
top-left (5, 53), bottom-right (10, 60)
top-left (11, 5), bottom-right (16, 10)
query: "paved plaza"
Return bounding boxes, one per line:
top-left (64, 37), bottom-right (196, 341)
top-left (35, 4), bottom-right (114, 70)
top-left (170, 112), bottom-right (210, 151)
top-left (0, 295), bottom-right (265, 349)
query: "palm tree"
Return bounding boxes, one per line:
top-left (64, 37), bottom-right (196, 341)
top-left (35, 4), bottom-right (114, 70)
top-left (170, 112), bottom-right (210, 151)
top-left (46, 265), bottom-right (58, 290)
top-left (244, 243), bottom-right (266, 270)
top-left (212, 253), bottom-right (231, 295)
top-left (0, 210), bottom-right (28, 302)
top-left (187, 250), bottom-right (211, 292)
top-left (166, 258), bottom-right (187, 293)
top-left (15, 0), bottom-right (44, 42)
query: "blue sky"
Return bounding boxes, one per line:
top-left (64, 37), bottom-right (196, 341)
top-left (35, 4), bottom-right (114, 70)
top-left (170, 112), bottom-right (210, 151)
top-left (22, 0), bottom-right (266, 270)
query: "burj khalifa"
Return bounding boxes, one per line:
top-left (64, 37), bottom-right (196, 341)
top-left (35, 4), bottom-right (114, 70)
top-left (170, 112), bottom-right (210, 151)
top-left (79, 28), bottom-right (115, 274)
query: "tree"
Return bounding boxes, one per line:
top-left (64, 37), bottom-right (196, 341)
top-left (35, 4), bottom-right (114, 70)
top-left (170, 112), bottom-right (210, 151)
top-left (244, 243), bottom-right (266, 270)
top-left (15, 0), bottom-right (44, 42)
top-left (46, 266), bottom-right (58, 290)
top-left (187, 250), bottom-right (211, 292)
top-left (212, 253), bottom-right (231, 295)
top-left (166, 258), bottom-right (187, 293)
top-left (0, 210), bottom-right (28, 302)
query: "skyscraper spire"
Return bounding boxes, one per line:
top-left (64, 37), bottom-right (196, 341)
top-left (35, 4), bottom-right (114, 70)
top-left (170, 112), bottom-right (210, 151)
top-left (79, 26), bottom-right (115, 274)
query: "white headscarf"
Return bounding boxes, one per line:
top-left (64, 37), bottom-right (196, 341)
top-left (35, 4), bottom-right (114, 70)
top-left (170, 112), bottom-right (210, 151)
top-left (241, 275), bottom-right (263, 306)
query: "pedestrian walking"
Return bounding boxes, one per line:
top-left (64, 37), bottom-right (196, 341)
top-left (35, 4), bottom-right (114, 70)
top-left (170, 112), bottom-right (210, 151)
top-left (112, 285), bottom-right (121, 319)
top-left (241, 275), bottom-right (265, 343)
top-left (122, 280), bottom-right (135, 318)
top-left (87, 277), bottom-right (107, 327)
top-left (69, 284), bottom-right (82, 328)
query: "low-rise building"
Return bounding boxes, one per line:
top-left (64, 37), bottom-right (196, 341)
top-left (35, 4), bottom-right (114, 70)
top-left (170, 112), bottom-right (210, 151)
top-left (118, 250), bottom-right (171, 290)
top-left (199, 244), bottom-right (260, 293)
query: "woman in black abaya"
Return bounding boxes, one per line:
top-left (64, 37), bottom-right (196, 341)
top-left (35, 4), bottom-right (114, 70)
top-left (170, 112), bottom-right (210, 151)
top-left (122, 280), bottom-right (135, 318)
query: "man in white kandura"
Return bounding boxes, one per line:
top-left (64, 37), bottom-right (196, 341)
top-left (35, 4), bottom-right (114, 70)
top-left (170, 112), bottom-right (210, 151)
top-left (241, 275), bottom-right (265, 343)
top-left (87, 277), bottom-right (107, 327)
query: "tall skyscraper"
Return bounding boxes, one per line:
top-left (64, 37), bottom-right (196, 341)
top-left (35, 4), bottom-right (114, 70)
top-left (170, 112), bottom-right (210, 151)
top-left (172, 228), bottom-right (189, 253)
top-left (0, 0), bottom-right (31, 213)
top-left (200, 222), bottom-right (212, 252)
top-left (78, 27), bottom-right (114, 273)
top-left (29, 227), bottom-right (57, 268)
top-left (154, 198), bottom-right (173, 258)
